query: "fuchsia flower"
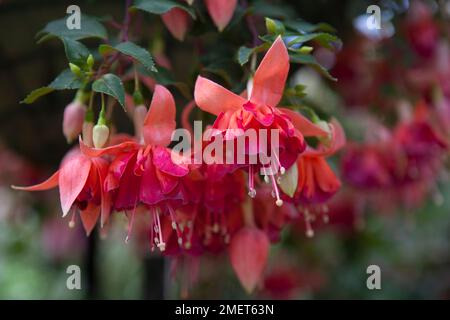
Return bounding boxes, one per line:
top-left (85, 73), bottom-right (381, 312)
top-left (293, 119), bottom-right (346, 205)
top-left (80, 85), bottom-right (189, 251)
top-left (194, 37), bottom-right (317, 205)
top-left (13, 148), bottom-right (111, 235)
top-left (162, 0), bottom-right (238, 41)
top-left (63, 100), bottom-right (86, 143)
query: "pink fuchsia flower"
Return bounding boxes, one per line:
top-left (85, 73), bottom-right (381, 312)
top-left (80, 85), bottom-right (189, 251)
top-left (293, 119), bottom-right (346, 205)
top-left (162, 0), bottom-right (238, 40)
top-left (63, 100), bottom-right (86, 143)
top-left (194, 37), bottom-right (312, 205)
top-left (13, 148), bottom-right (111, 236)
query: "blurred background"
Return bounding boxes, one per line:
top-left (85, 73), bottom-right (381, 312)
top-left (1, 0), bottom-right (450, 299)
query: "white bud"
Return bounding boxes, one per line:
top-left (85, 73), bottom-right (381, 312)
top-left (93, 124), bottom-right (109, 148)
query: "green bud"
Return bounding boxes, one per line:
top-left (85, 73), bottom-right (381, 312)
top-left (299, 46), bottom-right (314, 54)
top-left (265, 18), bottom-right (285, 35)
top-left (69, 63), bottom-right (82, 77)
top-left (87, 54), bottom-right (95, 69)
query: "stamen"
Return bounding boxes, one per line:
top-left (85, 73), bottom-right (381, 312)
top-left (168, 204), bottom-right (183, 245)
top-left (304, 209), bottom-right (314, 237)
top-left (155, 209), bottom-right (165, 252)
top-left (248, 165), bottom-right (256, 198)
top-left (270, 174), bottom-right (283, 207)
top-left (272, 149), bottom-right (285, 175)
top-left (125, 202), bottom-right (137, 243)
top-left (68, 209), bottom-right (76, 228)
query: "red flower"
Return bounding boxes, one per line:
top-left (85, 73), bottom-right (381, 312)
top-left (194, 37), bottom-right (318, 205)
top-left (13, 148), bottom-right (111, 235)
top-left (80, 85), bottom-right (189, 251)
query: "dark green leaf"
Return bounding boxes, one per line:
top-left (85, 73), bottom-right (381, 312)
top-left (131, 0), bottom-right (196, 18)
top-left (92, 73), bottom-right (125, 108)
top-left (62, 37), bottom-right (91, 65)
top-left (99, 41), bottom-right (157, 72)
top-left (287, 33), bottom-right (342, 51)
top-left (285, 20), bottom-right (336, 34)
top-left (21, 69), bottom-right (83, 104)
top-left (36, 14), bottom-right (107, 42)
top-left (290, 53), bottom-right (337, 81)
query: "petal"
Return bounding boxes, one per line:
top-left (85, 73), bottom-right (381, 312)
top-left (80, 202), bottom-right (101, 236)
top-left (279, 108), bottom-right (329, 137)
top-left (152, 146), bottom-right (189, 177)
top-left (79, 136), bottom-right (138, 158)
top-left (161, 8), bottom-right (190, 41)
top-left (92, 158), bottom-right (112, 227)
top-left (304, 118), bottom-right (346, 157)
top-left (59, 155), bottom-right (92, 217)
top-left (204, 0), bottom-right (237, 31)
top-left (143, 85), bottom-right (176, 147)
top-left (12, 170), bottom-right (59, 191)
top-left (194, 76), bottom-right (246, 116)
top-left (314, 157), bottom-right (341, 194)
top-left (251, 36), bottom-right (289, 107)
top-left (140, 157), bottom-right (165, 205)
top-left (229, 227), bottom-right (269, 293)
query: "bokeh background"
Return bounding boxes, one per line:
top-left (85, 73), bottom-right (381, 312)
top-left (1, 0), bottom-right (450, 299)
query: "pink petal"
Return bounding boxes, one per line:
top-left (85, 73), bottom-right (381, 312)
top-left (92, 158), bottom-right (111, 227)
top-left (251, 36), bottom-right (289, 107)
top-left (194, 76), bottom-right (245, 116)
top-left (204, 0), bottom-right (237, 31)
top-left (140, 157), bottom-right (165, 205)
top-left (80, 202), bottom-right (101, 236)
top-left (279, 107), bottom-right (329, 137)
top-left (152, 146), bottom-right (189, 177)
top-left (59, 155), bottom-right (92, 217)
top-left (161, 8), bottom-right (190, 41)
top-left (79, 136), bottom-right (138, 158)
top-left (305, 118), bottom-right (346, 157)
top-left (143, 85), bottom-right (176, 147)
top-left (229, 227), bottom-right (270, 293)
top-left (12, 170), bottom-right (59, 191)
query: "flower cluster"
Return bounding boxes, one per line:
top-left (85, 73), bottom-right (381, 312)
top-left (13, 37), bottom-right (345, 292)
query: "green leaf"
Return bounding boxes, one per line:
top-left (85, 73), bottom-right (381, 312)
top-left (278, 163), bottom-right (298, 198)
top-left (287, 33), bottom-right (342, 51)
top-left (265, 18), bottom-right (285, 35)
top-left (21, 87), bottom-right (55, 104)
top-left (131, 0), bottom-right (196, 19)
top-left (21, 69), bottom-right (84, 104)
top-left (285, 20), bottom-right (336, 34)
top-left (92, 74), bottom-right (125, 109)
top-left (290, 53), bottom-right (337, 81)
top-left (36, 14), bottom-right (107, 42)
top-left (99, 41), bottom-right (157, 72)
top-left (237, 46), bottom-right (253, 66)
top-left (62, 37), bottom-right (91, 66)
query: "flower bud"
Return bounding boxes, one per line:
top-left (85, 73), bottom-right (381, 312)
top-left (82, 121), bottom-right (94, 147)
top-left (133, 105), bottom-right (147, 142)
top-left (93, 124), bottom-right (110, 149)
top-left (63, 101), bottom-right (86, 143)
top-left (69, 63), bottom-right (82, 77)
top-left (87, 54), bottom-right (94, 69)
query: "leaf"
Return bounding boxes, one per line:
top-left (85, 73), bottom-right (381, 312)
top-left (285, 19), bottom-right (336, 34)
top-left (36, 14), bottom-right (107, 42)
top-left (290, 53), bottom-right (337, 81)
top-left (287, 32), bottom-right (342, 51)
top-left (62, 37), bottom-right (91, 66)
top-left (237, 46), bottom-right (253, 66)
top-left (21, 69), bottom-right (83, 104)
top-left (99, 41), bottom-right (157, 72)
top-left (278, 163), bottom-right (298, 197)
top-left (265, 17), bottom-right (285, 35)
top-left (131, 0), bottom-right (196, 19)
top-left (229, 227), bottom-right (269, 293)
top-left (92, 74), bottom-right (125, 109)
